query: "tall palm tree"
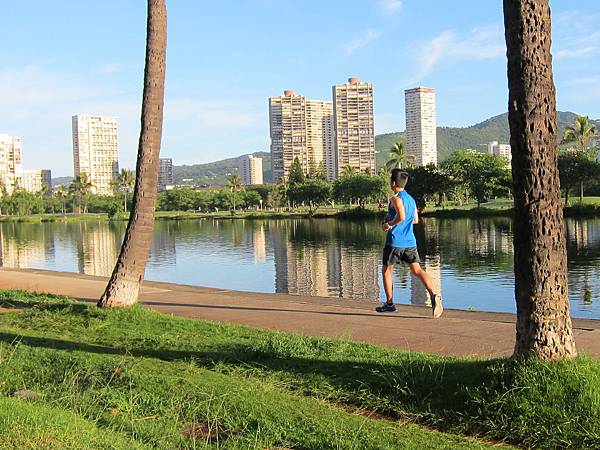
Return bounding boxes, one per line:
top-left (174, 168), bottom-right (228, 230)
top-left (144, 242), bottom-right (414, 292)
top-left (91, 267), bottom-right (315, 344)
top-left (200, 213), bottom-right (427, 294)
top-left (117, 168), bottom-right (135, 213)
top-left (54, 185), bottom-right (68, 214)
top-left (504, 0), bottom-right (576, 360)
top-left (563, 115), bottom-right (597, 151)
top-left (98, 0), bottom-right (167, 308)
top-left (385, 141), bottom-right (415, 171)
top-left (69, 174), bottom-right (92, 213)
top-left (340, 165), bottom-right (357, 178)
top-left (562, 115), bottom-right (598, 201)
top-left (228, 174), bottom-right (243, 211)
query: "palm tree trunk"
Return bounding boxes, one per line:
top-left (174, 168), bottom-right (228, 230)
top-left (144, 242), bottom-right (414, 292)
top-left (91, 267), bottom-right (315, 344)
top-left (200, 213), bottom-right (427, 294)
top-left (98, 0), bottom-right (167, 308)
top-left (579, 181), bottom-right (584, 203)
top-left (503, 0), bottom-right (576, 359)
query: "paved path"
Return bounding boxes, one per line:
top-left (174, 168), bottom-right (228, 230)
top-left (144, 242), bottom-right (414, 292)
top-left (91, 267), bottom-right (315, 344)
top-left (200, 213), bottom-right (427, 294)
top-left (1, 268), bottom-right (598, 358)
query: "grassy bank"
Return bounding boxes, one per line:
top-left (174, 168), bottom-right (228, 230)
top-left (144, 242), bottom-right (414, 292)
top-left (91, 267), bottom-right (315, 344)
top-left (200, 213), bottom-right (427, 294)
top-left (1, 291), bottom-right (598, 449)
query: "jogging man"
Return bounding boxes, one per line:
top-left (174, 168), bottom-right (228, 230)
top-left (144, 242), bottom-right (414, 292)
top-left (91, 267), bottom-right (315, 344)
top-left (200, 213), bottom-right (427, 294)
top-left (376, 169), bottom-right (443, 318)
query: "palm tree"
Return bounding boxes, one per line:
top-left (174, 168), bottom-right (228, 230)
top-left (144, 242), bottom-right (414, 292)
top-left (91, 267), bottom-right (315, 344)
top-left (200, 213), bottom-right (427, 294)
top-left (340, 165), bottom-right (357, 178)
top-left (54, 185), bottom-right (68, 214)
top-left (228, 174), bottom-right (243, 211)
top-left (385, 141), bottom-right (415, 171)
top-left (562, 116), bottom-right (598, 201)
top-left (504, 0), bottom-right (576, 359)
top-left (117, 168), bottom-right (135, 213)
top-left (98, 0), bottom-right (167, 308)
top-left (69, 174), bottom-right (92, 213)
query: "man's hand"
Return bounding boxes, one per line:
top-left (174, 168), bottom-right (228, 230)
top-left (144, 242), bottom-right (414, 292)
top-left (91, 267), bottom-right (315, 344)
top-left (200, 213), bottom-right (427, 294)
top-left (382, 222), bottom-right (391, 232)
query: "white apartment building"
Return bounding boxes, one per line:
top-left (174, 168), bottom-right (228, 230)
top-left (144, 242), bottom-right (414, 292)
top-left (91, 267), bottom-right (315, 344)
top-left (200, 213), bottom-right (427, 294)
top-left (18, 169), bottom-right (52, 194)
top-left (405, 87), bottom-right (437, 166)
top-left (332, 77), bottom-right (375, 176)
top-left (306, 100), bottom-right (335, 180)
top-left (0, 135), bottom-right (50, 195)
top-left (488, 141), bottom-right (512, 164)
top-left (269, 90), bottom-right (334, 181)
top-left (72, 115), bottom-right (119, 196)
top-left (238, 154), bottom-right (263, 185)
top-left (158, 158), bottom-right (173, 191)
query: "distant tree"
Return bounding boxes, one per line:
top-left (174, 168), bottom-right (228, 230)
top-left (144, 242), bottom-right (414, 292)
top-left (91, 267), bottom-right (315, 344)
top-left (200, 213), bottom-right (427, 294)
top-left (308, 161), bottom-right (328, 181)
top-left (407, 164), bottom-right (457, 211)
top-left (5, 190), bottom-right (43, 216)
top-left (442, 150), bottom-right (511, 208)
top-left (558, 150), bottom-right (600, 204)
top-left (332, 174), bottom-right (386, 208)
top-left (385, 141), bottom-right (415, 171)
top-left (288, 157), bottom-right (306, 185)
top-left (54, 185), bottom-right (68, 214)
top-left (340, 165), bottom-right (357, 178)
top-left (69, 174), bottom-right (93, 213)
top-left (116, 169), bottom-right (135, 213)
top-left (562, 116), bottom-right (598, 200)
top-left (227, 174), bottom-right (243, 211)
top-left (287, 179), bottom-right (332, 215)
top-left (242, 189), bottom-right (262, 208)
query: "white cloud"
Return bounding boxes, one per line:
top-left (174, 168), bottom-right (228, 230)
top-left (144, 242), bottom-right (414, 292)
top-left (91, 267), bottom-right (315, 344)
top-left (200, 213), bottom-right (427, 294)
top-left (410, 25), bottom-right (505, 81)
top-left (0, 65), bottom-right (271, 175)
top-left (553, 10), bottom-right (600, 60)
top-left (345, 28), bottom-right (382, 56)
top-left (98, 64), bottom-right (119, 74)
top-left (378, 0), bottom-right (402, 15)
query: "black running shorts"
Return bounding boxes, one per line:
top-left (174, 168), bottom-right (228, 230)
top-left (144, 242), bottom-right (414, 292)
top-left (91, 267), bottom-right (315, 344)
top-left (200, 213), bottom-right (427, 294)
top-left (382, 246), bottom-right (420, 266)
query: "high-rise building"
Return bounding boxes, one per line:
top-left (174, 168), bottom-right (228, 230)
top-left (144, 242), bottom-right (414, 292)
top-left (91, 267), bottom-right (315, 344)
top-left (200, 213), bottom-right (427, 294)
top-left (18, 169), bottom-right (52, 194)
top-left (332, 77), bottom-right (375, 176)
top-left (306, 100), bottom-right (335, 180)
top-left (488, 141), bottom-right (512, 164)
top-left (238, 154), bottom-right (263, 185)
top-left (405, 87), bottom-right (437, 166)
top-left (269, 90), bottom-right (334, 181)
top-left (72, 114), bottom-right (119, 196)
top-left (158, 158), bottom-right (173, 191)
top-left (0, 135), bottom-right (51, 195)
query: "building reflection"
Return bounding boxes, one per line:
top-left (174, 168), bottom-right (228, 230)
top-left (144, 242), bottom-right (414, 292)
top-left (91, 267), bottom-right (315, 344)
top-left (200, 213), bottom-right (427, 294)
top-left (76, 223), bottom-right (119, 277)
top-left (410, 255), bottom-right (442, 306)
top-left (252, 224), bottom-right (267, 263)
top-left (149, 222), bottom-right (177, 267)
top-left (0, 223), bottom-right (55, 269)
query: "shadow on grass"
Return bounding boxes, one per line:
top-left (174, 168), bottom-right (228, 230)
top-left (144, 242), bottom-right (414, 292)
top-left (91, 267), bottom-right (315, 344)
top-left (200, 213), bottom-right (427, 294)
top-left (0, 329), bottom-right (502, 430)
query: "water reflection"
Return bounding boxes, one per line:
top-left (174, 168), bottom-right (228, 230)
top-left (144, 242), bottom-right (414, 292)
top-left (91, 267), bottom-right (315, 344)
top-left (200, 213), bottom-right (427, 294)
top-left (0, 216), bottom-right (599, 318)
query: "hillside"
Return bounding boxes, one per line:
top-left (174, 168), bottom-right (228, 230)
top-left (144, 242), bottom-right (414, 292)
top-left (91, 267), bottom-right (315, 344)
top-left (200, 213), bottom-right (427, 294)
top-left (161, 111), bottom-right (598, 186)
top-left (173, 151), bottom-right (272, 185)
top-left (376, 111), bottom-right (598, 166)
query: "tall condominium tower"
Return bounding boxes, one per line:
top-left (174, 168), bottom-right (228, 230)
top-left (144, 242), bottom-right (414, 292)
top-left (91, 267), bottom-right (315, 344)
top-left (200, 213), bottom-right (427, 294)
top-left (158, 158), bottom-right (173, 191)
top-left (238, 154), bottom-right (263, 185)
top-left (0, 134), bottom-right (22, 176)
top-left (404, 87), bottom-right (437, 166)
top-left (488, 141), bottom-right (512, 164)
top-left (269, 90), bottom-right (334, 181)
top-left (72, 114), bottom-right (119, 196)
top-left (332, 77), bottom-right (375, 176)
top-left (306, 100), bottom-right (335, 180)
top-left (0, 135), bottom-right (51, 195)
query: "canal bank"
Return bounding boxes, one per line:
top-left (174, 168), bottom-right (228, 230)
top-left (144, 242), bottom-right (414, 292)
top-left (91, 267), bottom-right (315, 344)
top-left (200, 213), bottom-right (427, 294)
top-left (1, 267), bottom-right (598, 358)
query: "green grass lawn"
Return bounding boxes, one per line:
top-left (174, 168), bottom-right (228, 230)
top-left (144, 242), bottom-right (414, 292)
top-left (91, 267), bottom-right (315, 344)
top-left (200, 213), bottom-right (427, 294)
top-left (0, 291), bottom-right (598, 449)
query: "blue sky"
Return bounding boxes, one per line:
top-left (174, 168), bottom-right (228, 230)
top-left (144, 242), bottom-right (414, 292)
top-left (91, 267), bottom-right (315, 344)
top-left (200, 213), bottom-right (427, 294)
top-left (2, 0), bottom-right (599, 176)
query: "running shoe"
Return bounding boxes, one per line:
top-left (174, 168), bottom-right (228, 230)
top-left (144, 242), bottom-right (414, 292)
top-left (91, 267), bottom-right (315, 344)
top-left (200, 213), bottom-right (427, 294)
top-left (431, 294), bottom-right (443, 318)
top-left (376, 302), bottom-right (397, 313)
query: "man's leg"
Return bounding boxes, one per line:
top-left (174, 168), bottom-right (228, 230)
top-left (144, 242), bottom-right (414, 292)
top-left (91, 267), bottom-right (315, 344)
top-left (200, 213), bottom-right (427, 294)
top-left (409, 262), bottom-right (443, 318)
top-left (408, 263), bottom-right (435, 298)
top-left (382, 263), bottom-right (395, 304)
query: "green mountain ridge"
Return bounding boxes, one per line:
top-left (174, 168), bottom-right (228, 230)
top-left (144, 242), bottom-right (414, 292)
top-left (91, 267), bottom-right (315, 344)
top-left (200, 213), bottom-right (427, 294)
top-left (165, 111), bottom-right (598, 186)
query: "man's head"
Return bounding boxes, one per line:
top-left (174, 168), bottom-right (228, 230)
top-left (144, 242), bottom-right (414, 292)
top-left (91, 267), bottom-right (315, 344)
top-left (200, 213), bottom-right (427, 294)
top-left (390, 169), bottom-right (409, 191)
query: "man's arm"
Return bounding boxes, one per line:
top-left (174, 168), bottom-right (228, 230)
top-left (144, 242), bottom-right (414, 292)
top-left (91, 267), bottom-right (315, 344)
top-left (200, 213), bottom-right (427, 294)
top-left (383, 197), bottom-right (405, 231)
top-left (413, 210), bottom-right (419, 224)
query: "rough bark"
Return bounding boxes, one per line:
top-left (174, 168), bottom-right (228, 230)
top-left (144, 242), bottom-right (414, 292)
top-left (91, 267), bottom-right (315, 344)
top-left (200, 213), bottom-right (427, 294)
top-left (503, 0), bottom-right (577, 359)
top-left (98, 0), bottom-right (167, 307)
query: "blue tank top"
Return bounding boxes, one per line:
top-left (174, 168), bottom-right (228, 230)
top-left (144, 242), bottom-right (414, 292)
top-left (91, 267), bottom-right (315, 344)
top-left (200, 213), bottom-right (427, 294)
top-left (386, 190), bottom-right (417, 248)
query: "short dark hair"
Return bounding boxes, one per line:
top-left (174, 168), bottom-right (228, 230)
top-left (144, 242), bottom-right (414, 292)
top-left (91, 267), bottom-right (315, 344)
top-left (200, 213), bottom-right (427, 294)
top-left (390, 169), bottom-right (409, 188)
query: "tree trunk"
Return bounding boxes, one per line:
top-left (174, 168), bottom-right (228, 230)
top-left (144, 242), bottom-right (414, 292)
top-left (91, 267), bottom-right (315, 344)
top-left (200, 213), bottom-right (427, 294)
top-left (98, 0), bottom-right (167, 308)
top-left (503, 0), bottom-right (577, 359)
top-left (579, 181), bottom-right (584, 203)
top-left (565, 188), bottom-right (570, 206)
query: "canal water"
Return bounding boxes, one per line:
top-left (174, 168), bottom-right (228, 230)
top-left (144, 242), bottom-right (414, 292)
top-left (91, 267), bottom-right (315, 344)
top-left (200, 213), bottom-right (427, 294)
top-left (1, 217), bottom-right (598, 319)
